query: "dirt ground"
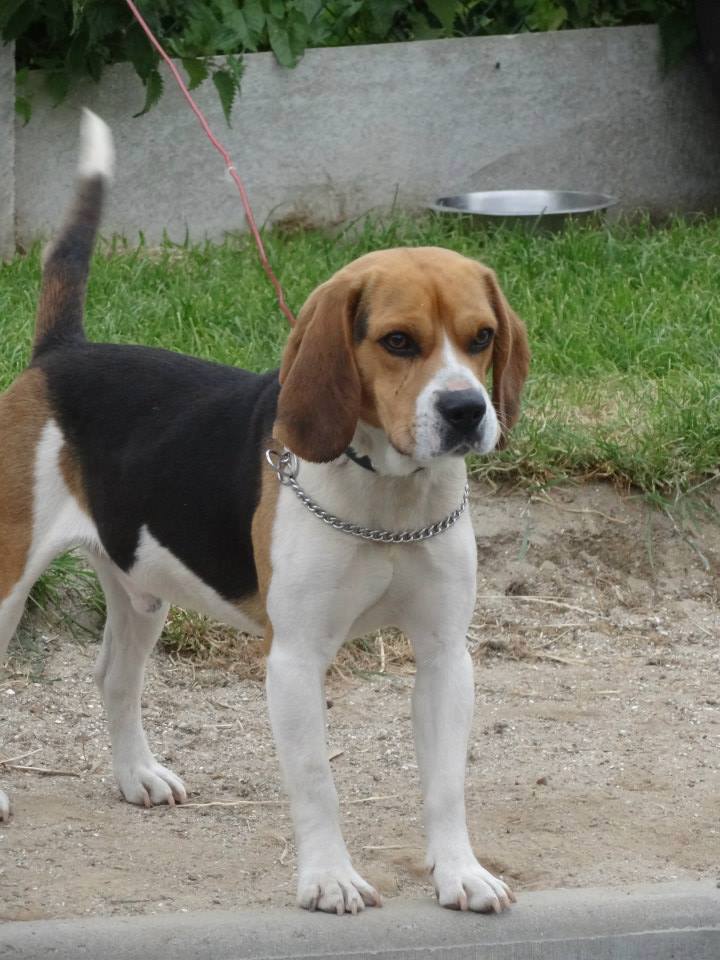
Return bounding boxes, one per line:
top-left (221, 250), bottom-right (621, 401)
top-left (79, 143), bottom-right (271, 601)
top-left (1, 480), bottom-right (718, 922)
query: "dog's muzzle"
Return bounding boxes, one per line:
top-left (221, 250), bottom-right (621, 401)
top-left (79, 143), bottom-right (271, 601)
top-left (436, 388), bottom-right (488, 452)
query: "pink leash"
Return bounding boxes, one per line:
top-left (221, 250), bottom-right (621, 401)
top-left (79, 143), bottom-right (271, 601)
top-left (124, 0), bottom-right (297, 328)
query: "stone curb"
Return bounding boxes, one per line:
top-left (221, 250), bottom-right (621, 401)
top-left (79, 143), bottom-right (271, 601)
top-left (2, 880), bottom-right (718, 959)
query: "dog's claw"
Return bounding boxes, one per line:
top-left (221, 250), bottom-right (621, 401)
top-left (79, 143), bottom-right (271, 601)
top-left (433, 859), bottom-right (514, 914)
top-left (116, 760), bottom-right (187, 808)
top-left (298, 867), bottom-right (380, 915)
top-left (0, 789), bottom-right (11, 823)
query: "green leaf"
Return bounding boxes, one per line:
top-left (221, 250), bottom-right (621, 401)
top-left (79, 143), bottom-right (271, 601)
top-left (66, 23), bottom-right (89, 76)
top-left (212, 67), bottom-right (237, 125)
top-left (124, 21), bottom-right (158, 81)
top-left (86, 48), bottom-right (105, 83)
top-left (242, 0), bottom-right (266, 37)
top-left (85, 2), bottom-right (128, 44)
top-left (286, 7), bottom-right (309, 54)
top-left (15, 94), bottom-right (31, 125)
top-left (409, 12), bottom-right (444, 41)
top-left (573, 0), bottom-right (590, 19)
top-left (297, 0), bottom-right (323, 21)
top-left (221, 8), bottom-right (254, 49)
top-left (426, 0), bottom-right (456, 32)
top-left (659, 9), bottom-right (697, 70)
top-left (182, 56), bottom-right (209, 90)
top-left (180, 2), bottom-right (223, 55)
top-left (268, 0), bottom-right (285, 19)
top-left (209, 0), bottom-right (249, 52)
top-left (267, 16), bottom-right (297, 68)
top-left (133, 67), bottom-right (164, 117)
top-left (0, 0), bottom-right (28, 34)
top-left (2, 0), bottom-right (42, 42)
top-left (44, 69), bottom-right (71, 106)
top-left (526, 0), bottom-right (567, 32)
top-left (70, 0), bottom-right (86, 36)
top-left (225, 52), bottom-right (244, 84)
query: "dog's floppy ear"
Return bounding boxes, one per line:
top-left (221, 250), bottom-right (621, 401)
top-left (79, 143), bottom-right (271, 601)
top-left (275, 276), bottom-right (363, 463)
top-left (484, 268), bottom-right (530, 447)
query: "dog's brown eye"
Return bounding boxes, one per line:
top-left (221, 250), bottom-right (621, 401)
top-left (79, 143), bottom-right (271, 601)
top-left (469, 328), bottom-right (494, 354)
top-left (381, 331), bottom-right (419, 357)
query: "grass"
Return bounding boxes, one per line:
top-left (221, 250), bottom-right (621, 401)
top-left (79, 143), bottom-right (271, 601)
top-left (2, 213), bottom-right (718, 495)
top-left (9, 552), bottom-right (106, 678)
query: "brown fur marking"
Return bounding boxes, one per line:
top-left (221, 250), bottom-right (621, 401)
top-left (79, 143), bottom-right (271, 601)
top-left (0, 369), bottom-right (50, 601)
top-left (250, 445), bottom-right (280, 652)
top-left (59, 443), bottom-right (90, 514)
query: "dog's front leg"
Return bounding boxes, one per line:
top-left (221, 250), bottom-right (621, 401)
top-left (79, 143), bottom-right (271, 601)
top-left (411, 633), bottom-right (515, 913)
top-left (266, 638), bottom-right (381, 914)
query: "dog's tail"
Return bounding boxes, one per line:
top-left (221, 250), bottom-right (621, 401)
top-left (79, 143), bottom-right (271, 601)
top-left (32, 109), bottom-right (114, 359)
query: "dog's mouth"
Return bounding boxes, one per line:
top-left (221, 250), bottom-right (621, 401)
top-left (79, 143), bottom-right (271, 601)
top-left (446, 441), bottom-right (473, 456)
top-left (382, 420), bottom-right (496, 466)
top-left (436, 424), bottom-right (499, 458)
top-left (388, 433), bottom-right (478, 463)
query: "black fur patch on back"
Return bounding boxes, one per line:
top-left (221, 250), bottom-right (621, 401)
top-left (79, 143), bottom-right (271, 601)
top-left (35, 343), bottom-right (280, 602)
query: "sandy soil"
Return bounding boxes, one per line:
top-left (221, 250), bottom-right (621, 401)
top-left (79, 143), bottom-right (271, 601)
top-left (1, 480), bottom-right (718, 922)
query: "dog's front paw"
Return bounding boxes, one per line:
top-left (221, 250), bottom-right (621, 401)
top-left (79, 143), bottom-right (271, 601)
top-left (0, 787), bottom-right (11, 822)
top-left (115, 760), bottom-right (187, 808)
top-left (432, 859), bottom-right (515, 913)
top-left (297, 864), bottom-right (382, 915)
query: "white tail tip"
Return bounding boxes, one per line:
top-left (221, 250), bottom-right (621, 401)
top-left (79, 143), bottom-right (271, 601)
top-left (78, 108), bottom-right (114, 180)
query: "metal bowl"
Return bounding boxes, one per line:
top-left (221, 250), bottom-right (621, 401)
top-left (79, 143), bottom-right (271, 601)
top-left (430, 190), bottom-right (618, 227)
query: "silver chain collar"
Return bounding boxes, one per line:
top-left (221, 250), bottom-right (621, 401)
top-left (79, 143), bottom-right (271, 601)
top-left (265, 446), bottom-right (469, 545)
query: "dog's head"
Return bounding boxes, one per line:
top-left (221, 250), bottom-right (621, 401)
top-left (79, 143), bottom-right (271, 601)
top-left (276, 247), bottom-right (529, 465)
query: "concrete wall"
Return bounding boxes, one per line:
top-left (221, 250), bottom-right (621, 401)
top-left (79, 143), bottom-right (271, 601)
top-left (0, 42), bottom-right (14, 258)
top-left (8, 26), bottom-right (720, 245)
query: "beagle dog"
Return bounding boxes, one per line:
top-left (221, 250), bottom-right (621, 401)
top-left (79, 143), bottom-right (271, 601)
top-left (0, 112), bottom-right (529, 915)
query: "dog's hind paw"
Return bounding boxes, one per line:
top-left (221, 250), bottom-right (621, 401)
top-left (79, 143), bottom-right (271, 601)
top-left (0, 788), bottom-right (11, 822)
top-left (297, 865), bottom-right (382, 915)
top-left (432, 859), bottom-right (515, 913)
top-left (115, 761), bottom-right (187, 808)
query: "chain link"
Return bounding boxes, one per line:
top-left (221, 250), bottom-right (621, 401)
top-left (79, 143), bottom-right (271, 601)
top-left (265, 446), bottom-right (469, 544)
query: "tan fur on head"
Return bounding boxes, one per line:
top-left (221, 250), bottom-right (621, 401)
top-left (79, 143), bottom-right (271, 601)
top-left (275, 247), bottom-right (530, 463)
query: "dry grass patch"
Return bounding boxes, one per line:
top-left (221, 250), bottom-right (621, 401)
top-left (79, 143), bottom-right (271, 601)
top-left (161, 609), bottom-right (416, 679)
top-left (160, 608), bottom-right (547, 681)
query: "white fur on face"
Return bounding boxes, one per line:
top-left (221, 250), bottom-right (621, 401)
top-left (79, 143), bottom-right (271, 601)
top-left (413, 335), bottom-right (499, 462)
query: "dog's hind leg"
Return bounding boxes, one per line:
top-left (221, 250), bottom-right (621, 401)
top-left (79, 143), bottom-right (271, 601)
top-left (0, 518), bottom-right (77, 822)
top-left (0, 565), bottom-right (49, 823)
top-left (0, 582), bottom-right (25, 821)
top-left (88, 556), bottom-right (186, 807)
top-left (0, 373), bottom-right (62, 821)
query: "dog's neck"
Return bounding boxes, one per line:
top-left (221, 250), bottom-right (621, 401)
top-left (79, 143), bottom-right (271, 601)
top-left (290, 421), bottom-right (467, 536)
top-left (347, 421), bottom-right (426, 478)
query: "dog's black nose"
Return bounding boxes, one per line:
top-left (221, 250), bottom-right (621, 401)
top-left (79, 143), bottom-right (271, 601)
top-left (436, 389), bottom-right (486, 434)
